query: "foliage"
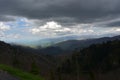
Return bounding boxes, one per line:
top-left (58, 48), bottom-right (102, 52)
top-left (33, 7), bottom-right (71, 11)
top-left (0, 64), bottom-right (44, 80)
top-left (57, 40), bottom-right (120, 79)
top-left (30, 60), bottom-right (40, 75)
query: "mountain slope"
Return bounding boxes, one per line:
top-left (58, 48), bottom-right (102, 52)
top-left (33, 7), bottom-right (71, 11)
top-left (54, 35), bottom-right (120, 51)
top-left (0, 41), bottom-right (57, 78)
top-left (56, 40), bottom-right (120, 80)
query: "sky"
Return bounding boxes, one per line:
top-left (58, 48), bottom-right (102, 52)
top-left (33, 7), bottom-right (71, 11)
top-left (0, 0), bottom-right (120, 44)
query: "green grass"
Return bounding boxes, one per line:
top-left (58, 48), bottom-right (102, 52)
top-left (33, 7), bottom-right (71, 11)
top-left (0, 64), bottom-right (44, 80)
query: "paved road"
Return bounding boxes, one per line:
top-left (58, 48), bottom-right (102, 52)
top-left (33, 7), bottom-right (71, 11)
top-left (0, 70), bottom-right (19, 80)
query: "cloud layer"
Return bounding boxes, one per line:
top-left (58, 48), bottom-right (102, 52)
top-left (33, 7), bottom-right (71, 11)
top-left (0, 0), bottom-right (120, 24)
top-left (0, 22), bottom-right (10, 37)
top-left (29, 21), bottom-right (120, 38)
top-left (0, 0), bottom-right (120, 43)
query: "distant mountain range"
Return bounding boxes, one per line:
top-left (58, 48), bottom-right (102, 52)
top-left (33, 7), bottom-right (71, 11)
top-left (54, 35), bottom-right (120, 51)
top-left (19, 35), bottom-right (93, 47)
top-left (14, 35), bottom-right (120, 49)
top-left (31, 35), bottom-right (120, 55)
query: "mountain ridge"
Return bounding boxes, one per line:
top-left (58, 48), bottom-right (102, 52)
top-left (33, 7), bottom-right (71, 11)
top-left (54, 35), bottom-right (120, 51)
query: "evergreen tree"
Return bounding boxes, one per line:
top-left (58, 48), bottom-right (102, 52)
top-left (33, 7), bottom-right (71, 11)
top-left (30, 60), bottom-right (40, 75)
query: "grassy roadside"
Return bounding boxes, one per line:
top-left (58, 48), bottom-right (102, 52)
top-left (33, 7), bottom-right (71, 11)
top-left (0, 64), bottom-right (44, 80)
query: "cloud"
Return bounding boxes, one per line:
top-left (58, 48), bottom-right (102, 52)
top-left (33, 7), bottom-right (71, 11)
top-left (29, 21), bottom-right (95, 37)
top-left (105, 21), bottom-right (120, 27)
top-left (1, 17), bottom-right (120, 43)
top-left (1, 0), bottom-right (120, 43)
top-left (0, 22), bottom-right (10, 31)
top-left (0, 21), bottom-right (22, 41)
top-left (0, 15), bottom-right (16, 21)
top-left (0, 22), bottom-right (10, 39)
top-left (29, 21), bottom-right (120, 38)
top-left (29, 21), bottom-right (72, 37)
top-left (0, 0), bottom-right (120, 25)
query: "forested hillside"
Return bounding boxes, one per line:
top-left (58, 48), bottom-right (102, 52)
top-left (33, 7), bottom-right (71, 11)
top-left (0, 41), bottom-right (57, 80)
top-left (55, 40), bottom-right (120, 80)
top-left (0, 40), bottom-right (120, 80)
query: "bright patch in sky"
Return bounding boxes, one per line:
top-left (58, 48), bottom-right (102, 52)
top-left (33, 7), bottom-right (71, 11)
top-left (0, 17), bottom-right (120, 44)
top-left (29, 21), bottom-right (71, 36)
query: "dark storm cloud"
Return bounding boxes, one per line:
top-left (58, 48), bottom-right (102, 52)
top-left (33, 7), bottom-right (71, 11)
top-left (0, 15), bottom-right (16, 21)
top-left (106, 21), bottom-right (120, 27)
top-left (0, 0), bottom-right (120, 25)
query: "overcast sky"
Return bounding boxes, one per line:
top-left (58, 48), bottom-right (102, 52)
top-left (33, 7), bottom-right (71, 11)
top-left (0, 0), bottom-right (120, 43)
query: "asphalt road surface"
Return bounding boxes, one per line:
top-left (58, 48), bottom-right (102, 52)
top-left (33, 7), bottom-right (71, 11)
top-left (0, 70), bottom-right (19, 80)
